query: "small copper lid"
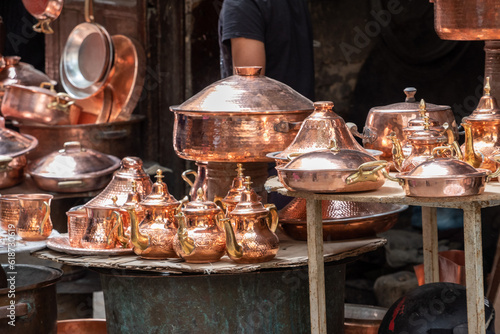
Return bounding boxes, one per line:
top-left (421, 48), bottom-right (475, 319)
top-left (122, 181), bottom-right (142, 207)
top-left (405, 99), bottom-right (443, 129)
top-left (182, 188), bottom-right (221, 215)
top-left (229, 177), bottom-right (267, 216)
top-left (407, 112), bottom-right (447, 144)
top-left (463, 77), bottom-right (500, 121)
top-left (222, 163), bottom-right (247, 205)
top-left (0, 117), bottom-right (38, 157)
top-left (140, 170), bottom-right (179, 207)
top-left (371, 87), bottom-right (449, 113)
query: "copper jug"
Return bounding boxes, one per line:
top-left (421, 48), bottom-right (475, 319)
top-left (173, 189), bottom-right (226, 263)
top-left (461, 77), bottom-right (500, 172)
top-left (16, 194), bottom-right (53, 241)
top-left (117, 181), bottom-right (144, 248)
top-left (181, 161), bottom-right (207, 200)
top-left (82, 205), bottom-right (122, 249)
top-left (134, 169), bottom-right (181, 259)
top-left (224, 177), bottom-right (279, 264)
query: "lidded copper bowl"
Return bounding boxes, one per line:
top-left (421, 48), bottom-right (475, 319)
top-left (276, 141), bottom-right (386, 193)
top-left (27, 141), bottom-right (120, 193)
top-left (170, 66), bottom-right (313, 162)
top-left (351, 87), bottom-right (457, 164)
top-left (268, 101), bottom-right (371, 165)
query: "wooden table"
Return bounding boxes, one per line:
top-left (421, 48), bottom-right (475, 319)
top-left (265, 176), bottom-right (500, 334)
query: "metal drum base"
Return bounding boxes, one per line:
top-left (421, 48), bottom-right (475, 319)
top-left (100, 263), bottom-right (345, 334)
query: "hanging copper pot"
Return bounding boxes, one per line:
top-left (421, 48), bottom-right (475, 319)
top-left (429, 0), bottom-right (500, 40)
top-left (22, 0), bottom-right (64, 34)
top-left (170, 66), bottom-right (313, 162)
top-left (349, 87), bottom-right (457, 165)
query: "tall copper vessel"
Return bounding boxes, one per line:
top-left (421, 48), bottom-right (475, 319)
top-left (170, 66), bottom-right (313, 162)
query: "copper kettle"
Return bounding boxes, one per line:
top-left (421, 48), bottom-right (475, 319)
top-left (173, 189), bottom-right (226, 263)
top-left (223, 177), bottom-right (279, 264)
top-left (128, 170), bottom-right (181, 259)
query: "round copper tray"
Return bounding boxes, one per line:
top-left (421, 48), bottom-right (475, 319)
top-left (279, 199), bottom-right (408, 241)
top-left (47, 235), bottom-right (133, 256)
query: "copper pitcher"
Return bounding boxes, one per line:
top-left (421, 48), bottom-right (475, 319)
top-left (0, 194), bottom-right (20, 232)
top-left (173, 189), bottom-right (226, 263)
top-left (133, 169), bottom-right (181, 259)
top-left (82, 205), bottom-right (122, 249)
top-left (16, 194), bottom-right (53, 241)
top-left (224, 177), bottom-right (279, 264)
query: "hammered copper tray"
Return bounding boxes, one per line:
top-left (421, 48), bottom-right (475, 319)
top-left (47, 235), bottom-right (133, 256)
top-left (279, 199), bottom-right (408, 241)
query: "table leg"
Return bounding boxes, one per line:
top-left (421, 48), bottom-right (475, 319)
top-left (463, 202), bottom-right (485, 334)
top-left (306, 199), bottom-right (327, 334)
top-left (421, 206), bottom-right (439, 283)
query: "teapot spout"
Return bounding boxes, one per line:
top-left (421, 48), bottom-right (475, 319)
top-left (462, 122), bottom-right (483, 168)
top-left (387, 131), bottom-right (404, 171)
top-left (222, 218), bottom-right (243, 259)
top-left (176, 213), bottom-right (195, 256)
top-left (127, 206), bottom-right (149, 252)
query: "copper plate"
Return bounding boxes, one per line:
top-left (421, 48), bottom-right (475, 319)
top-left (47, 235), bottom-right (133, 256)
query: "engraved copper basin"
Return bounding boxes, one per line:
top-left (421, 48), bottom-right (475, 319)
top-left (170, 66), bottom-right (313, 162)
top-left (430, 0), bottom-right (500, 40)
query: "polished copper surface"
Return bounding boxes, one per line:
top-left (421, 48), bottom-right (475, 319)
top-left (66, 206), bottom-right (88, 248)
top-left (16, 194), bottom-right (53, 241)
top-left (0, 56), bottom-right (53, 103)
top-left (350, 87), bottom-right (457, 164)
top-left (28, 141), bottom-right (120, 193)
top-left (171, 66), bottom-right (313, 162)
top-left (173, 191), bottom-right (225, 263)
top-left (274, 101), bottom-right (368, 162)
top-left (276, 141), bottom-right (386, 193)
top-left (57, 318), bottom-right (107, 334)
top-left (81, 206), bottom-right (121, 249)
top-left (2, 83), bottom-right (81, 125)
top-left (136, 170), bottom-right (180, 259)
top-left (430, 0), bottom-right (500, 40)
top-left (344, 304), bottom-right (386, 334)
top-left (278, 198), bottom-right (407, 241)
top-left (0, 194), bottom-right (20, 232)
top-left (224, 177), bottom-right (279, 264)
top-left (47, 235), bottom-right (133, 256)
top-left (461, 78), bottom-right (500, 172)
top-left (85, 156), bottom-right (153, 207)
top-left (22, 0), bottom-right (63, 34)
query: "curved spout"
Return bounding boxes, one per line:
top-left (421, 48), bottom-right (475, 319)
top-left (176, 213), bottom-right (195, 256)
top-left (387, 131), bottom-right (404, 171)
top-left (462, 122), bottom-right (483, 168)
top-left (222, 218), bottom-right (243, 259)
top-left (127, 206), bottom-right (149, 252)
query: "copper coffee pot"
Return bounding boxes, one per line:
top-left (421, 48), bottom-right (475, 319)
top-left (173, 189), bottom-right (226, 263)
top-left (461, 78), bottom-right (500, 172)
top-left (129, 170), bottom-right (181, 259)
top-left (223, 177), bottom-right (279, 264)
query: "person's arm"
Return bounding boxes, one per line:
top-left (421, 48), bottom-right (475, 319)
top-left (230, 37), bottom-right (266, 75)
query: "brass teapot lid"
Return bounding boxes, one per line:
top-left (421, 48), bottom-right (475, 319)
top-left (222, 163), bottom-right (247, 203)
top-left (280, 140), bottom-right (376, 171)
top-left (407, 112), bottom-right (447, 144)
top-left (183, 188), bottom-right (221, 215)
top-left (276, 101), bottom-right (367, 159)
top-left (170, 66), bottom-right (313, 115)
top-left (122, 181), bottom-right (143, 207)
top-left (463, 77), bottom-right (500, 121)
top-left (141, 170), bottom-right (179, 207)
top-left (405, 100), bottom-right (443, 129)
top-left (0, 117), bottom-right (38, 158)
top-left (371, 87), bottom-right (449, 113)
top-left (229, 177), bottom-right (267, 215)
top-left (28, 141), bottom-right (120, 178)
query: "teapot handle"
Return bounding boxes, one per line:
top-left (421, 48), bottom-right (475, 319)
top-left (264, 203), bottom-right (279, 233)
top-left (38, 201), bottom-right (51, 235)
top-left (106, 211), bottom-right (124, 247)
top-left (182, 169), bottom-right (197, 188)
top-left (214, 196), bottom-right (227, 214)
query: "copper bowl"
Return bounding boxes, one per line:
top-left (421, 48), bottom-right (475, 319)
top-left (57, 319), bottom-right (107, 334)
top-left (279, 198), bottom-right (408, 241)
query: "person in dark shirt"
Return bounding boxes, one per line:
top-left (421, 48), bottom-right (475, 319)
top-left (219, 0), bottom-right (315, 100)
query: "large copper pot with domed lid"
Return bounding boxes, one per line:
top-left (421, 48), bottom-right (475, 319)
top-left (170, 66), bottom-right (313, 162)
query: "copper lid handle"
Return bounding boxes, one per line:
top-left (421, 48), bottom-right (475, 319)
top-left (404, 87), bottom-right (417, 102)
top-left (234, 66), bottom-right (262, 76)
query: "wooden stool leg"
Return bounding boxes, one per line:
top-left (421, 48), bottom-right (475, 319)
top-left (421, 207), bottom-right (439, 283)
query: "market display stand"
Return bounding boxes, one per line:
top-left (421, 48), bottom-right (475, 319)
top-left (265, 176), bottom-right (500, 334)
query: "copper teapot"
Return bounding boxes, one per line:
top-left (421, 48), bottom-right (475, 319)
top-left (387, 102), bottom-right (452, 172)
top-left (173, 189), bottom-right (226, 263)
top-left (223, 177), bottom-right (279, 264)
top-left (128, 170), bottom-right (181, 259)
top-left (181, 162), bottom-right (208, 200)
top-left (461, 77), bottom-right (500, 172)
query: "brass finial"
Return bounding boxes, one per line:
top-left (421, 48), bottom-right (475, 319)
top-left (155, 169), bottom-right (164, 183)
top-left (328, 139), bottom-right (339, 152)
top-left (423, 114), bottom-right (430, 130)
top-left (112, 195), bottom-right (118, 206)
top-left (236, 163), bottom-right (245, 177)
top-left (485, 77), bottom-right (491, 96)
top-left (196, 188), bottom-right (204, 200)
top-left (243, 176), bottom-right (252, 190)
top-left (131, 180), bottom-right (137, 192)
top-left (419, 99), bottom-right (426, 118)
